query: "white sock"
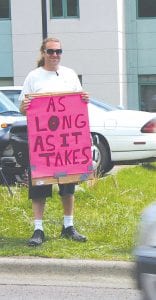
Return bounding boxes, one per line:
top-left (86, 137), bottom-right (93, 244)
top-left (64, 216), bottom-right (73, 228)
top-left (34, 219), bottom-right (43, 231)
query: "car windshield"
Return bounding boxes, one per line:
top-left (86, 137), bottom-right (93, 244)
top-left (90, 99), bottom-right (122, 111)
top-left (0, 91), bottom-right (20, 113)
top-left (1, 90), bottom-right (21, 107)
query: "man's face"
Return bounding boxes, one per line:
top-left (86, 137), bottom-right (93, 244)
top-left (43, 41), bottom-right (62, 69)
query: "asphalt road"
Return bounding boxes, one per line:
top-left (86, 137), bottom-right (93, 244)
top-left (0, 272), bottom-right (141, 300)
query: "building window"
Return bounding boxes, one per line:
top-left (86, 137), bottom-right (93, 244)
top-left (138, 0), bottom-right (156, 18)
top-left (139, 75), bottom-right (156, 112)
top-left (0, 0), bottom-right (10, 19)
top-left (0, 77), bottom-right (13, 86)
top-left (50, 0), bottom-right (79, 18)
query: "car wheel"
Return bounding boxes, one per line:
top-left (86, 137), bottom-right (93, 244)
top-left (92, 138), bottom-right (114, 176)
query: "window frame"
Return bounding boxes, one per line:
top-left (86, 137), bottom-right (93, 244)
top-left (0, 0), bottom-right (11, 20)
top-left (50, 0), bottom-right (79, 19)
top-left (137, 0), bottom-right (156, 19)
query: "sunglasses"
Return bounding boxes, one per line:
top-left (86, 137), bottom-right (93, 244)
top-left (44, 49), bottom-right (63, 55)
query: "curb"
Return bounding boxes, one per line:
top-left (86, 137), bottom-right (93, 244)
top-left (0, 257), bottom-right (135, 278)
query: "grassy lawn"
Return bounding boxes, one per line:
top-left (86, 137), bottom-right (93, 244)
top-left (0, 163), bottom-right (156, 261)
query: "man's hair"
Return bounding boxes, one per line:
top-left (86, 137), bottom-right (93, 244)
top-left (37, 37), bottom-right (61, 67)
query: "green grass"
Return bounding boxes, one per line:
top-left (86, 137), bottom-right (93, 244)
top-left (0, 163), bottom-right (156, 261)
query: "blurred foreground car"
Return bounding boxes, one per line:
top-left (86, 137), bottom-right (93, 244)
top-left (9, 98), bottom-right (156, 176)
top-left (0, 91), bottom-right (26, 182)
top-left (0, 86), bottom-right (22, 108)
top-left (134, 203), bottom-right (156, 300)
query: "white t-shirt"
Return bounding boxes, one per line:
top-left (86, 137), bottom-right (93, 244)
top-left (19, 66), bottom-right (82, 101)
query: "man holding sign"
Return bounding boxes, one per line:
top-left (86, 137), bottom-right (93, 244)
top-left (19, 37), bottom-right (89, 246)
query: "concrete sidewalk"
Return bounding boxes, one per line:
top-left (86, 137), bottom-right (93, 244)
top-left (0, 257), bottom-right (135, 279)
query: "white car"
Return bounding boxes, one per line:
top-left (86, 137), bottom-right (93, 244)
top-left (0, 91), bottom-right (25, 132)
top-left (0, 86), bottom-right (22, 108)
top-left (89, 99), bottom-right (156, 174)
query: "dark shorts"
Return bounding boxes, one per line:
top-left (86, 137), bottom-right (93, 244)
top-left (28, 169), bottom-right (75, 199)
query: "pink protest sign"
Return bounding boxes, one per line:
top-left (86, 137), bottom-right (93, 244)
top-left (26, 92), bottom-right (93, 185)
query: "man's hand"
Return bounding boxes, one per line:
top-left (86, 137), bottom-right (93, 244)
top-left (20, 97), bottom-right (31, 115)
top-left (81, 91), bottom-right (89, 102)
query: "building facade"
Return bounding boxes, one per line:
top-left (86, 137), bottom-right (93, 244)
top-left (0, 0), bottom-right (156, 111)
top-left (126, 0), bottom-right (156, 111)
